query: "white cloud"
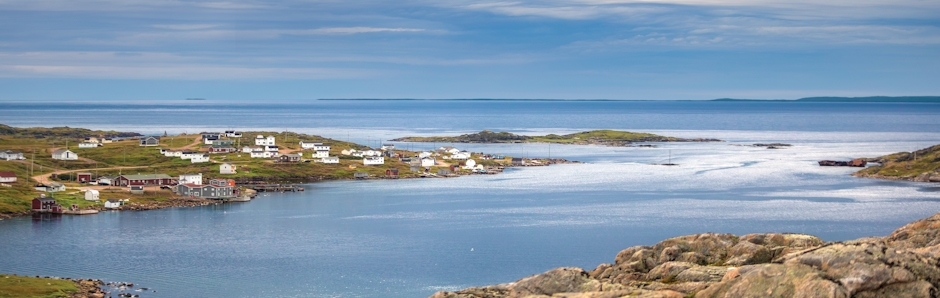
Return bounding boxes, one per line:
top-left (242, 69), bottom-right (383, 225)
top-left (0, 52), bottom-right (370, 79)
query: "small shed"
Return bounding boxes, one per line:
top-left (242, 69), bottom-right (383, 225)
top-left (130, 185), bottom-right (145, 194)
top-left (354, 172), bottom-right (369, 179)
top-left (84, 189), bottom-right (99, 201)
top-left (104, 199), bottom-right (123, 209)
top-left (77, 172), bottom-right (93, 183)
top-left (386, 168), bottom-right (399, 178)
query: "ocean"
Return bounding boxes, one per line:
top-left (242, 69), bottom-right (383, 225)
top-left (0, 100), bottom-right (939, 297)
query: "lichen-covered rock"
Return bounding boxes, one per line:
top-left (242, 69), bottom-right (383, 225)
top-left (674, 266), bottom-right (729, 283)
top-left (886, 213), bottom-right (940, 249)
top-left (645, 262), bottom-right (694, 281)
top-left (432, 213), bottom-right (940, 298)
top-left (508, 267), bottom-right (601, 297)
top-left (695, 263), bottom-right (848, 298)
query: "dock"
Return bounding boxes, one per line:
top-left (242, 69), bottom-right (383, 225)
top-left (245, 184), bottom-right (304, 192)
top-left (61, 210), bottom-right (99, 215)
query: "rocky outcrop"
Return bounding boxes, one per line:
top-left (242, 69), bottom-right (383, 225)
top-left (432, 213), bottom-right (940, 298)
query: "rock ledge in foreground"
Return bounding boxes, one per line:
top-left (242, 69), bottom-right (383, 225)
top-left (433, 214), bottom-right (940, 298)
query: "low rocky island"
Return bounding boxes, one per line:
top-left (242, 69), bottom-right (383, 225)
top-left (433, 211), bottom-right (940, 298)
top-left (853, 144), bottom-right (940, 183)
top-left (391, 130), bottom-right (721, 146)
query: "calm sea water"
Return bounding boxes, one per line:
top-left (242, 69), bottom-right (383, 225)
top-left (1, 100), bottom-right (940, 297)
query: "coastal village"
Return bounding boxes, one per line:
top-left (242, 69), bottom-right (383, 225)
top-left (0, 126), bottom-right (573, 218)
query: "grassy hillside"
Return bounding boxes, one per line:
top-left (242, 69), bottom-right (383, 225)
top-left (0, 124), bottom-right (140, 139)
top-left (1, 127), bottom-right (501, 216)
top-left (854, 144), bottom-right (940, 181)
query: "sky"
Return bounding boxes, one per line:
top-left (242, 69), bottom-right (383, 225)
top-left (0, 0), bottom-right (939, 101)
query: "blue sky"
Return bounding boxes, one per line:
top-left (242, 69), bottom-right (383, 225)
top-left (1, 0), bottom-right (939, 101)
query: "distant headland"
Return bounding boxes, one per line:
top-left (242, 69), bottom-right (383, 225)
top-left (318, 96), bottom-right (940, 102)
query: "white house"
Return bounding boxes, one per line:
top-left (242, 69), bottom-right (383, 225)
top-left (381, 144), bottom-right (395, 150)
top-left (451, 151), bottom-right (471, 160)
top-left (104, 199), bottom-right (123, 209)
top-left (102, 138), bottom-right (114, 144)
top-left (84, 137), bottom-right (100, 143)
top-left (341, 149), bottom-right (356, 155)
top-left (418, 151), bottom-right (432, 159)
top-left (242, 146), bottom-right (260, 153)
top-left (52, 149), bottom-right (78, 160)
top-left (439, 146), bottom-right (461, 155)
top-left (203, 137), bottom-right (217, 145)
top-left (97, 177), bottom-right (113, 185)
top-left (300, 141), bottom-right (329, 151)
top-left (264, 145), bottom-right (279, 152)
top-left (0, 171), bottom-right (16, 183)
top-left (164, 150), bottom-right (182, 157)
top-left (225, 130), bottom-right (242, 137)
top-left (351, 151), bottom-right (364, 157)
top-left (255, 135), bottom-right (275, 146)
top-left (84, 189), bottom-right (99, 201)
top-left (220, 163), bottom-right (237, 174)
top-left (320, 156), bottom-right (339, 164)
top-left (421, 158), bottom-right (436, 168)
top-left (463, 159), bottom-right (477, 169)
top-left (363, 150), bottom-right (380, 157)
top-left (363, 156), bottom-right (385, 165)
top-left (0, 150), bottom-right (25, 160)
top-left (313, 150), bottom-right (330, 158)
top-left (179, 151), bottom-right (202, 160)
top-left (179, 173), bottom-right (203, 185)
top-left (190, 155), bottom-right (210, 163)
top-left (251, 150), bottom-right (277, 158)
top-left (78, 142), bottom-right (100, 148)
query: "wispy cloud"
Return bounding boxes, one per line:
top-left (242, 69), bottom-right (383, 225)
top-left (152, 24), bottom-right (220, 31)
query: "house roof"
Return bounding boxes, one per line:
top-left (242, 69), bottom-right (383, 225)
top-left (0, 171), bottom-right (15, 178)
top-left (285, 153), bottom-right (302, 158)
top-left (52, 149), bottom-right (72, 154)
top-left (120, 174), bottom-right (172, 180)
top-left (36, 197), bottom-right (56, 202)
top-left (107, 199), bottom-right (122, 203)
top-left (48, 182), bottom-right (64, 187)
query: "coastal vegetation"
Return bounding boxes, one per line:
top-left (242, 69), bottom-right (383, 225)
top-left (0, 274), bottom-right (78, 298)
top-left (853, 144), bottom-right (940, 182)
top-left (391, 130), bottom-right (720, 145)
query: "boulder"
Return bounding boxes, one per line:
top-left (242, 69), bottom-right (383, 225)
top-left (695, 263), bottom-right (848, 298)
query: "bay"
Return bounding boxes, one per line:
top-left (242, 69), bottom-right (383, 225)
top-left (1, 100), bottom-right (939, 297)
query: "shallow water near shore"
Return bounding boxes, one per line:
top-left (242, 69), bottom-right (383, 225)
top-left (1, 101), bottom-right (940, 297)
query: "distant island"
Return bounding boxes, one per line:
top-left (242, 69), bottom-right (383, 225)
top-left (185, 98), bottom-right (207, 101)
top-left (318, 96), bottom-right (940, 102)
top-left (712, 96), bottom-right (940, 103)
top-left (391, 130), bottom-right (721, 146)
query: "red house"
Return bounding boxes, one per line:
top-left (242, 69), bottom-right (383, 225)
top-left (385, 168), bottom-right (399, 179)
top-left (114, 174), bottom-right (174, 186)
top-left (76, 172), bottom-right (93, 183)
top-left (31, 195), bottom-right (62, 213)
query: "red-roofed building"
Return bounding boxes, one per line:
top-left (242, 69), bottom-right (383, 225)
top-left (0, 171), bottom-right (16, 184)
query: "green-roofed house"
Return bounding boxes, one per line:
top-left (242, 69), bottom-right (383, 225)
top-left (114, 174), bottom-right (174, 187)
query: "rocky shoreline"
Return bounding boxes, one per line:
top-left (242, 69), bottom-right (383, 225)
top-left (432, 212), bottom-right (940, 298)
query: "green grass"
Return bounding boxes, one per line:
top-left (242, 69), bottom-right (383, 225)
top-left (0, 274), bottom-right (78, 298)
